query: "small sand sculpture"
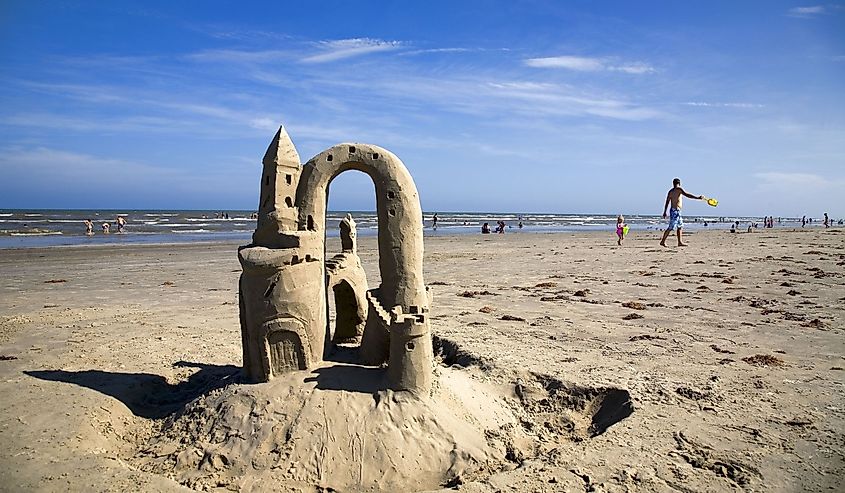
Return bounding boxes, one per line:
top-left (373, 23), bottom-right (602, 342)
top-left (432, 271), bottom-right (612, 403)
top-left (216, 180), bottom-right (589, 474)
top-left (239, 126), bottom-right (432, 394)
top-left (325, 214), bottom-right (369, 343)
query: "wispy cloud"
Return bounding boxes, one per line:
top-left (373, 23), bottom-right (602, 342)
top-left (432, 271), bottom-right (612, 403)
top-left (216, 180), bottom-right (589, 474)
top-left (681, 101), bottom-right (764, 109)
top-left (7, 80), bottom-right (281, 137)
top-left (0, 112), bottom-right (200, 134)
top-left (200, 27), bottom-right (292, 42)
top-left (524, 55), bottom-right (655, 74)
top-left (787, 5), bottom-right (826, 18)
top-left (0, 146), bottom-right (176, 184)
top-left (485, 81), bottom-right (662, 120)
top-left (400, 47), bottom-right (471, 56)
top-left (187, 49), bottom-right (293, 63)
top-left (310, 72), bottom-right (664, 122)
top-left (754, 171), bottom-right (833, 189)
top-left (0, 146), bottom-right (254, 196)
top-left (300, 38), bottom-right (402, 64)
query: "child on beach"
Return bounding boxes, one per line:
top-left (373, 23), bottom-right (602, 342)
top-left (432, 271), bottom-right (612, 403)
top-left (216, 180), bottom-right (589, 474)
top-left (84, 219), bottom-right (94, 235)
top-left (616, 215), bottom-right (626, 246)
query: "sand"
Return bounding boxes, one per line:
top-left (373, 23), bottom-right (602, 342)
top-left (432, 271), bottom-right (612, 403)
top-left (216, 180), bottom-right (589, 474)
top-left (0, 228), bottom-right (843, 492)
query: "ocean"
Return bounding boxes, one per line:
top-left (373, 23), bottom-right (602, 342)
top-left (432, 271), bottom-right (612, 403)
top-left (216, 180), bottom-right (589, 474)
top-left (0, 209), bottom-right (792, 249)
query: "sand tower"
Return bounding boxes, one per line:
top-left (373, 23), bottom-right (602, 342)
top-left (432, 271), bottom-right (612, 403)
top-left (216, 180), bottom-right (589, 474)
top-left (238, 126), bottom-right (432, 394)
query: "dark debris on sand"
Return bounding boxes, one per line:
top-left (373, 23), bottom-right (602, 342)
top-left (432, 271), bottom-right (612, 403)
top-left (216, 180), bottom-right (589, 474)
top-left (621, 301), bottom-right (646, 310)
top-left (742, 354), bottom-right (786, 367)
top-left (458, 290), bottom-right (498, 298)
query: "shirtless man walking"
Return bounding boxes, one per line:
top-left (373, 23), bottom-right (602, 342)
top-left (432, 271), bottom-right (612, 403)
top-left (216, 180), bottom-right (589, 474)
top-left (660, 178), bottom-right (704, 247)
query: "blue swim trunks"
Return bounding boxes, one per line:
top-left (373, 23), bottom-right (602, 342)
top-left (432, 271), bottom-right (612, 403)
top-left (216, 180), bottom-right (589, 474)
top-left (666, 208), bottom-right (683, 230)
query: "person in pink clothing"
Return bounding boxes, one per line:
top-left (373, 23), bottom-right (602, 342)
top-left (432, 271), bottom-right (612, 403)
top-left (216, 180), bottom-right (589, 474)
top-left (616, 215), bottom-right (626, 246)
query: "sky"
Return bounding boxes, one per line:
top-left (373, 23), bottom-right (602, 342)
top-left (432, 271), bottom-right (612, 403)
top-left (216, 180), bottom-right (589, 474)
top-left (0, 1), bottom-right (843, 217)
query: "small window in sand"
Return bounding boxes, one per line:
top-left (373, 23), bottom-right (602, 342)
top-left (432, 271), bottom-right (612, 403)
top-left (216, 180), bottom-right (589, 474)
top-left (285, 197), bottom-right (293, 207)
top-left (372, 153), bottom-right (380, 159)
top-left (406, 341), bottom-right (415, 351)
top-left (349, 146), bottom-right (356, 154)
top-left (286, 174), bottom-right (292, 185)
top-left (389, 209), bottom-right (396, 217)
top-left (387, 191), bottom-right (395, 199)
top-left (327, 154), bottom-right (333, 162)
top-left (307, 215), bottom-right (315, 230)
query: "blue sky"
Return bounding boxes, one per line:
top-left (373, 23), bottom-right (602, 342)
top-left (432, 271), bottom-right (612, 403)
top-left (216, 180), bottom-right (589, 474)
top-left (1, 1), bottom-right (843, 216)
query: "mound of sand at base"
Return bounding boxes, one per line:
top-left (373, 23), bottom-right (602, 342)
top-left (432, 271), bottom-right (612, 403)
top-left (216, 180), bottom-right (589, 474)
top-left (134, 363), bottom-right (522, 492)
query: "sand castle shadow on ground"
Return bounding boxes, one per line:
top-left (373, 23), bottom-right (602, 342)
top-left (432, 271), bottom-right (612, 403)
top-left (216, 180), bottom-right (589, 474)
top-left (25, 361), bottom-right (241, 419)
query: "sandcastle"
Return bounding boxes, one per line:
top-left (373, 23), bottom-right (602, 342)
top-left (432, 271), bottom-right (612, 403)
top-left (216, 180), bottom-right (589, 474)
top-left (238, 126), bottom-right (432, 394)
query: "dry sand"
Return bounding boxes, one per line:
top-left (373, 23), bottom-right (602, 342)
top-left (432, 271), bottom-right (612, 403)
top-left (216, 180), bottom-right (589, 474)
top-left (0, 228), bottom-right (843, 492)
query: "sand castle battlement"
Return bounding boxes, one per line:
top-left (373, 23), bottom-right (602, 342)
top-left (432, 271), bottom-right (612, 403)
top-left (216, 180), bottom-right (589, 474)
top-left (238, 126), bottom-right (432, 394)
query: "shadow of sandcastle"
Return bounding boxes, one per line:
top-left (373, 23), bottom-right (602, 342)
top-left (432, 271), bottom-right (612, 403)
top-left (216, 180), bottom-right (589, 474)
top-left (25, 361), bottom-right (240, 419)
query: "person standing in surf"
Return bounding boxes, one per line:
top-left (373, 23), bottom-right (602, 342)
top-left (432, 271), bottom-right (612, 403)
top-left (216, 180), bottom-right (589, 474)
top-left (660, 178), bottom-right (704, 247)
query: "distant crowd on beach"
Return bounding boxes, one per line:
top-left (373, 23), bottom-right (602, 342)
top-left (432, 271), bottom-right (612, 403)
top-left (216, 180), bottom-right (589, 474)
top-left (84, 216), bottom-right (126, 235)
top-left (428, 212), bottom-right (525, 235)
top-left (481, 218), bottom-right (524, 234)
top-left (82, 207), bottom-right (840, 238)
top-left (725, 213), bottom-right (841, 233)
top-left (423, 207), bottom-right (842, 241)
top-left (204, 212), bottom-right (259, 219)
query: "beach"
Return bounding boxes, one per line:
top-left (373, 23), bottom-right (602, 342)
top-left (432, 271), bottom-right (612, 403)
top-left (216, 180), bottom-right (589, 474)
top-left (0, 227), bottom-right (843, 491)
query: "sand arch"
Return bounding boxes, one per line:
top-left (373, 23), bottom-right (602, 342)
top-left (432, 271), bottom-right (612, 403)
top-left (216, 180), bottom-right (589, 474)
top-left (296, 143), bottom-right (427, 312)
top-left (239, 128), bottom-right (433, 394)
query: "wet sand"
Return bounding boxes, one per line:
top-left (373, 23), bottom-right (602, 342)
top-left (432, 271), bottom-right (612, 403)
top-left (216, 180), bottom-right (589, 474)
top-left (0, 228), bottom-right (843, 492)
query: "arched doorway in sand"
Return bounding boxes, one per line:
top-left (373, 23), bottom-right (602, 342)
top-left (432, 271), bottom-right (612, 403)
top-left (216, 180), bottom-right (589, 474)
top-left (323, 201), bottom-right (369, 344)
top-left (295, 145), bottom-right (431, 391)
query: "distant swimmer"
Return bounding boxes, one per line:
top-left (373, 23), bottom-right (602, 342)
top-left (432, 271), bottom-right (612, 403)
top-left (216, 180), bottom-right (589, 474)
top-left (102, 222), bottom-right (110, 234)
top-left (660, 177), bottom-right (704, 247)
top-left (432, 212), bottom-right (438, 229)
top-left (116, 215), bottom-right (126, 233)
top-left (84, 219), bottom-right (94, 236)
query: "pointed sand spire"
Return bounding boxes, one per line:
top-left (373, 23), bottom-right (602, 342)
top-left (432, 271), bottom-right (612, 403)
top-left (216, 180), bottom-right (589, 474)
top-left (263, 125), bottom-right (300, 168)
top-left (254, 125), bottom-right (302, 245)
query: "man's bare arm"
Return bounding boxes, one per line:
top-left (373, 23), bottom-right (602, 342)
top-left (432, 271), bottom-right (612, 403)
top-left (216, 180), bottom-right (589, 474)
top-left (663, 193), bottom-right (671, 217)
top-left (680, 188), bottom-right (704, 200)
